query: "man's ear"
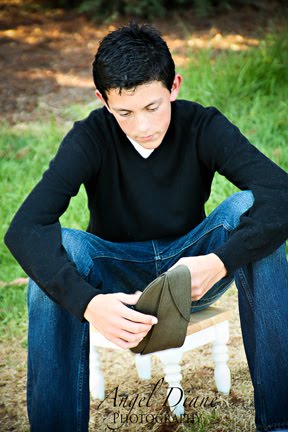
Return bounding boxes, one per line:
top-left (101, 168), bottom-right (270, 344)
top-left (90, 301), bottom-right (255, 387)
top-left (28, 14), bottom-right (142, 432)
top-left (95, 90), bottom-right (111, 112)
top-left (170, 74), bottom-right (182, 102)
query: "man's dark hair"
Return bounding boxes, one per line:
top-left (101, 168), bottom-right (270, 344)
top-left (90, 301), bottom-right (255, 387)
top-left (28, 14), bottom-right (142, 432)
top-left (92, 22), bottom-right (175, 103)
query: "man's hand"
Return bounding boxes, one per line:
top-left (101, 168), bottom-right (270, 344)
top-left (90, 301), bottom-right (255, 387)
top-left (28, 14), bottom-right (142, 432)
top-left (169, 253), bottom-right (227, 301)
top-left (84, 291), bottom-right (158, 349)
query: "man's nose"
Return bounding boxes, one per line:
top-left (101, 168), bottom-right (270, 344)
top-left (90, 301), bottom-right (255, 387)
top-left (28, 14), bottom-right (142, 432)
top-left (135, 114), bottom-right (150, 133)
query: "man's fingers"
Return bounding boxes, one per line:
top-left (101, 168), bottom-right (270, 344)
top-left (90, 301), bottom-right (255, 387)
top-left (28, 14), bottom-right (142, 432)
top-left (103, 325), bottom-right (148, 348)
top-left (117, 329), bottom-right (148, 344)
top-left (122, 305), bottom-right (158, 325)
top-left (85, 292), bottom-right (158, 350)
top-left (115, 292), bottom-right (158, 325)
top-left (108, 333), bottom-right (146, 349)
top-left (116, 291), bottom-right (142, 304)
top-left (120, 318), bottom-right (152, 334)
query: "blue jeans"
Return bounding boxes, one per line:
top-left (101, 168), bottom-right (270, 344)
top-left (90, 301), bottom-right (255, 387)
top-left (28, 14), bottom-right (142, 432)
top-left (27, 191), bottom-right (288, 432)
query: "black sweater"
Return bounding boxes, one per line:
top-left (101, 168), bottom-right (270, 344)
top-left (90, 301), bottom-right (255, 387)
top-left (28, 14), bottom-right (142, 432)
top-left (4, 100), bottom-right (288, 321)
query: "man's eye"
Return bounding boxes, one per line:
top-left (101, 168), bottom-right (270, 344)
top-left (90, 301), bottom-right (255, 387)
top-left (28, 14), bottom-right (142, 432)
top-left (148, 107), bottom-right (158, 112)
top-left (119, 112), bottom-right (131, 117)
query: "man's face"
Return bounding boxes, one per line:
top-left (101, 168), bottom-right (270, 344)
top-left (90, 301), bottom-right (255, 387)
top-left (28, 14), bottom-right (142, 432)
top-left (96, 75), bottom-right (182, 149)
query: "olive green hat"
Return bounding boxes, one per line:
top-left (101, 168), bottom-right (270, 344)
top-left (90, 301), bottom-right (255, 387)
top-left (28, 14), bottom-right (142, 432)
top-left (130, 265), bottom-right (191, 355)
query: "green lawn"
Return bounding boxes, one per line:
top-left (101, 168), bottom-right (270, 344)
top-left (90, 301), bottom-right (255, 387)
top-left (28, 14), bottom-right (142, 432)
top-left (0, 29), bottom-right (287, 340)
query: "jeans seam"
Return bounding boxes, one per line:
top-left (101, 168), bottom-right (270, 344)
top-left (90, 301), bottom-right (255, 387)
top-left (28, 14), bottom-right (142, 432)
top-left (90, 254), bottom-right (156, 263)
top-left (77, 323), bottom-right (89, 432)
top-left (256, 373), bottom-right (267, 430)
top-left (161, 221), bottom-right (234, 260)
top-left (82, 260), bottom-right (93, 279)
top-left (85, 222), bottom-right (234, 264)
top-left (236, 271), bottom-right (266, 426)
top-left (151, 240), bottom-right (158, 258)
top-left (236, 268), bottom-right (254, 311)
top-left (152, 240), bottom-right (163, 275)
top-left (88, 222), bottom-right (234, 263)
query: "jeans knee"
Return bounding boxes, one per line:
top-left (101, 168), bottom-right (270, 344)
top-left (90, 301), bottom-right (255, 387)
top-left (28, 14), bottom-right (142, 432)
top-left (62, 228), bottom-right (83, 255)
top-left (61, 228), bottom-right (93, 270)
top-left (27, 278), bottom-right (56, 318)
top-left (223, 191), bottom-right (254, 229)
top-left (28, 278), bottom-right (46, 305)
top-left (228, 190), bottom-right (254, 214)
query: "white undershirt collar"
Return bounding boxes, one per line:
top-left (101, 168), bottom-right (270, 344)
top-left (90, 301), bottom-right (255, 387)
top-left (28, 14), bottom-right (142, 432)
top-left (126, 136), bottom-right (154, 159)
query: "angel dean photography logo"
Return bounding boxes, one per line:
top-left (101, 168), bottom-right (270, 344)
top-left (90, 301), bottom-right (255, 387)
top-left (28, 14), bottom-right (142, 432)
top-left (96, 377), bottom-right (222, 430)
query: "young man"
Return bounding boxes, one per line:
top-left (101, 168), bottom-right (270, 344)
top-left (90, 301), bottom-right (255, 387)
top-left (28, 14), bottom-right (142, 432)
top-left (4, 22), bottom-right (288, 432)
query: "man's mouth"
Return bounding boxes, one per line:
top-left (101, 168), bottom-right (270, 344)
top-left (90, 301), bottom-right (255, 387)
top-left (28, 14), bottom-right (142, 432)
top-left (137, 134), bottom-right (155, 142)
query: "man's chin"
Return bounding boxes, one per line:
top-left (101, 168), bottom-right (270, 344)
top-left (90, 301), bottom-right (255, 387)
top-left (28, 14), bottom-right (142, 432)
top-left (136, 135), bottom-right (164, 149)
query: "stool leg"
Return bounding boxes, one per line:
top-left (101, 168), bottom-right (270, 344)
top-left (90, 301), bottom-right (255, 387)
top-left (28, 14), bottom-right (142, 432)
top-left (156, 349), bottom-right (185, 417)
top-left (89, 345), bottom-right (105, 400)
top-left (212, 320), bottom-right (231, 395)
top-left (135, 354), bottom-right (151, 380)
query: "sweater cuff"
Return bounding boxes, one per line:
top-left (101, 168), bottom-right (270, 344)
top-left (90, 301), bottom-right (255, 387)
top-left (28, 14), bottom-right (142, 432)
top-left (48, 266), bottom-right (103, 321)
top-left (67, 283), bottom-right (102, 322)
top-left (212, 235), bottom-right (252, 275)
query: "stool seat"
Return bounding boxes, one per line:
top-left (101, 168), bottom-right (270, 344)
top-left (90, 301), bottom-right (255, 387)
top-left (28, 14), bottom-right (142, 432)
top-left (90, 306), bottom-right (232, 416)
top-left (187, 306), bottom-right (231, 334)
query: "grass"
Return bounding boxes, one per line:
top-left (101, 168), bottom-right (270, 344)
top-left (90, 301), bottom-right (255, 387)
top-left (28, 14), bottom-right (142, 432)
top-left (0, 283), bottom-right (27, 343)
top-left (0, 28), bottom-right (287, 431)
top-left (179, 30), bottom-right (288, 213)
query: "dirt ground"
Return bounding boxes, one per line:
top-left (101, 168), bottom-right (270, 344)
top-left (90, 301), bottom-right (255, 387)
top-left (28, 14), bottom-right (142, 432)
top-left (1, 284), bottom-right (256, 432)
top-left (0, 1), bottom-right (287, 431)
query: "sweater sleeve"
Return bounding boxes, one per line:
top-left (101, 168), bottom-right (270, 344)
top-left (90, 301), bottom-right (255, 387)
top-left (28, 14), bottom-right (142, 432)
top-left (4, 124), bottom-right (102, 321)
top-left (197, 107), bottom-right (288, 273)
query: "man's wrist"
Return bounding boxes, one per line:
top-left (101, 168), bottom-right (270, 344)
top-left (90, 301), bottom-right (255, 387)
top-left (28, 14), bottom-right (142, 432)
top-left (209, 253), bottom-right (228, 278)
top-left (84, 294), bottom-right (103, 322)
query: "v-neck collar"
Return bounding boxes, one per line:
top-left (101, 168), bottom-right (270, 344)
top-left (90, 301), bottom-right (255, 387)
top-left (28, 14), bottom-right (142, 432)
top-left (126, 136), bottom-right (155, 159)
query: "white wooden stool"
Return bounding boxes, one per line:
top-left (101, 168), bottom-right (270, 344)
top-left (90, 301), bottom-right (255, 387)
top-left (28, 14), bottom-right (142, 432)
top-left (90, 306), bottom-right (231, 416)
